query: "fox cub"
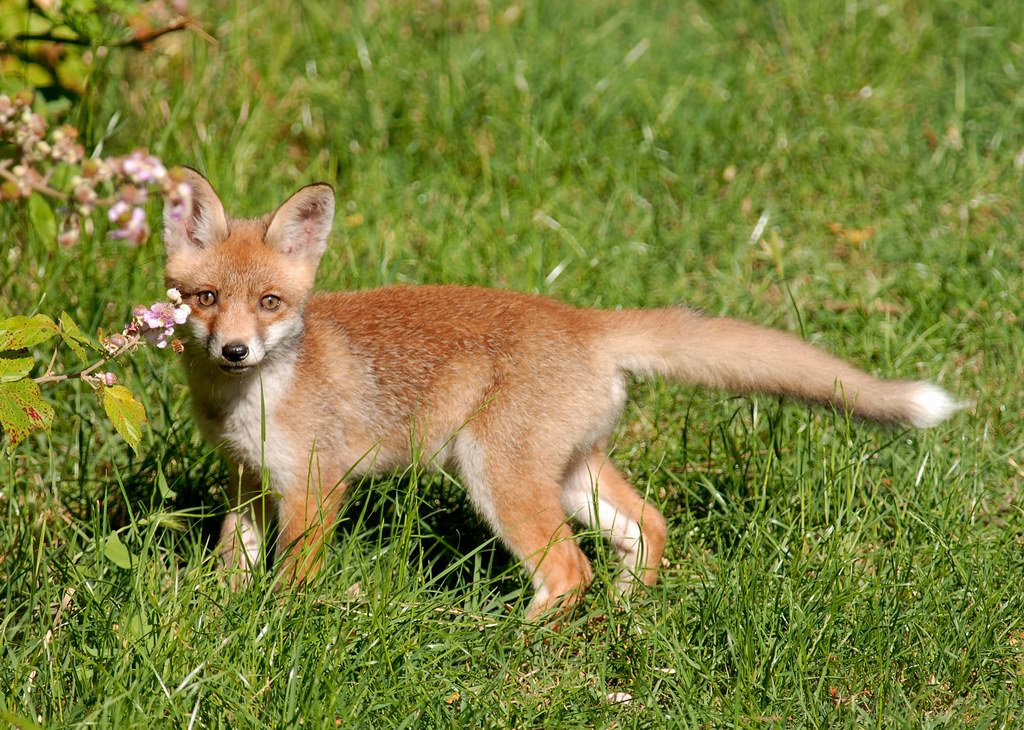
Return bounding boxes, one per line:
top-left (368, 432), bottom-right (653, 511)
top-left (164, 170), bottom-right (961, 617)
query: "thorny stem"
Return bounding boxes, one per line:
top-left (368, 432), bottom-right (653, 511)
top-left (44, 344), bottom-right (60, 378)
top-left (0, 159), bottom-right (69, 200)
top-left (32, 340), bottom-right (136, 386)
top-left (9, 17), bottom-right (200, 50)
top-left (0, 159), bottom-right (133, 208)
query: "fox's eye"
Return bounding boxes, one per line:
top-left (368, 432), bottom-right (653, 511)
top-left (196, 291), bottom-right (216, 307)
top-left (261, 295), bottom-right (281, 311)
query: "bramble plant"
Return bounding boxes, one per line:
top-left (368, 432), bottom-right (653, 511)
top-left (0, 91), bottom-right (192, 452)
top-left (0, 92), bottom-right (192, 245)
top-left (0, 291), bottom-right (191, 451)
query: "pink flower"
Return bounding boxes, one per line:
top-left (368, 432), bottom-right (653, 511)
top-left (108, 200), bottom-right (131, 222)
top-left (163, 180), bottom-right (193, 223)
top-left (102, 332), bottom-right (127, 355)
top-left (119, 150), bottom-right (167, 184)
top-left (14, 110), bottom-right (46, 155)
top-left (133, 299), bottom-right (191, 349)
top-left (118, 184), bottom-right (148, 206)
top-left (141, 301), bottom-right (179, 330)
top-left (50, 125), bottom-right (84, 164)
top-left (108, 205), bottom-right (149, 244)
top-left (143, 327), bottom-right (174, 349)
top-left (9, 164), bottom-right (41, 197)
top-left (73, 181), bottom-right (98, 214)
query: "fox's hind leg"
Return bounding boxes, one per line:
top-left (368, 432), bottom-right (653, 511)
top-left (561, 448), bottom-right (667, 593)
top-left (454, 433), bottom-right (593, 619)
top-left (509, 500), bottom-right (593, 619)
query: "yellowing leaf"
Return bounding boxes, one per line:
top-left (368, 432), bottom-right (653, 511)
top-left (0, 314), bottom-right (59, 351)
top-left (102, 385), bottom-right (147, 453)
top-left (0, 378), bottom-right (54, 447)
top-left (0, 355), bottom-right (33, 383)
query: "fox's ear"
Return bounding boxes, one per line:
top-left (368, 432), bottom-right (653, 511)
top-left (264, 183), bottom-right (335, 264)
top-left (163, 168), bottom-right (229, 253)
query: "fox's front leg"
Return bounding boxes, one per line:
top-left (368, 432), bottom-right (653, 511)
top-left (275, 472), bottom-right (349, 585)
top-left (218, 462), bottom-right (270, 587)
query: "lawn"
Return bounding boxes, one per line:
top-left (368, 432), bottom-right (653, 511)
top-left (2, 0), bottom-right (1022, 726)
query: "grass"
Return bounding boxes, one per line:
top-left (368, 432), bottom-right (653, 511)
top-left (2, 0), bottom-right (1023, 725)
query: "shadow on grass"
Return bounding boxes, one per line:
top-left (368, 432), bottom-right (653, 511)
top-left (103, 426), bottom-right (521, 603)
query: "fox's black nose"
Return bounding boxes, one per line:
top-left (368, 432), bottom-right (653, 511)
top-left (222, 343), bottom-right (249, 362)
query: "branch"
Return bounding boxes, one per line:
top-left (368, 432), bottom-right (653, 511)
top-left (0, 160), bottom-right (70, 200)
top-left (13, 17), bottom-right (201, 50)
top-left (33, 340), bottom-right (135, 386)
top-left (33, 356), bottom-right (107, 385)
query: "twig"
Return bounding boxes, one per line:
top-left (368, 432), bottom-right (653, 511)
top-left (43, 343), bottom-right (61, 379)
top-left (13, 17), bottom-right (199, 50)
top-left (0, 160), bottom-right (70, 200)
top-left (33, 340), bottom-right (134, 386)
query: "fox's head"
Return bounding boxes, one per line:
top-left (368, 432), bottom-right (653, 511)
top-left (163, 170), bottom-right (335, 373)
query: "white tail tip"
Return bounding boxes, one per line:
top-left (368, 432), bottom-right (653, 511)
top-left (907, 382), bottom-right (965, 428)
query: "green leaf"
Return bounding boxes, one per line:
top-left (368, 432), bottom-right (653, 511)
top-left (156, 464), bottom-right (177, 500)
top-left (0, 314), bottom-right (60, 351)
top-left (102, 384), bottom-right (147, 453)
top-left (0, 355), bottom-right (33, 383)
top-left (103, 531), bottom-right (133, 570)
top-left (0, 379), bottom-right (54, 448)
top-left (28, 193), bottom-right (57, 243)
top-left (59, 311), bottom-right (101, 364)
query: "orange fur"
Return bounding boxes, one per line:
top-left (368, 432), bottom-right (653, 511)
top-left (164, 170), bottom-right (962, 618)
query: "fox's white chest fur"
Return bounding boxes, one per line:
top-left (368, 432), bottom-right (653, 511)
top-left (188, 353), bottom-right (300, 489)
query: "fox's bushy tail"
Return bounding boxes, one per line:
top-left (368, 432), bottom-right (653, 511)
top-left (601, 307), bottom-right (962, 428)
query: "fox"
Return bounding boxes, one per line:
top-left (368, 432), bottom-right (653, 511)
top-left (163, 169), bottom-right (963, 618)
